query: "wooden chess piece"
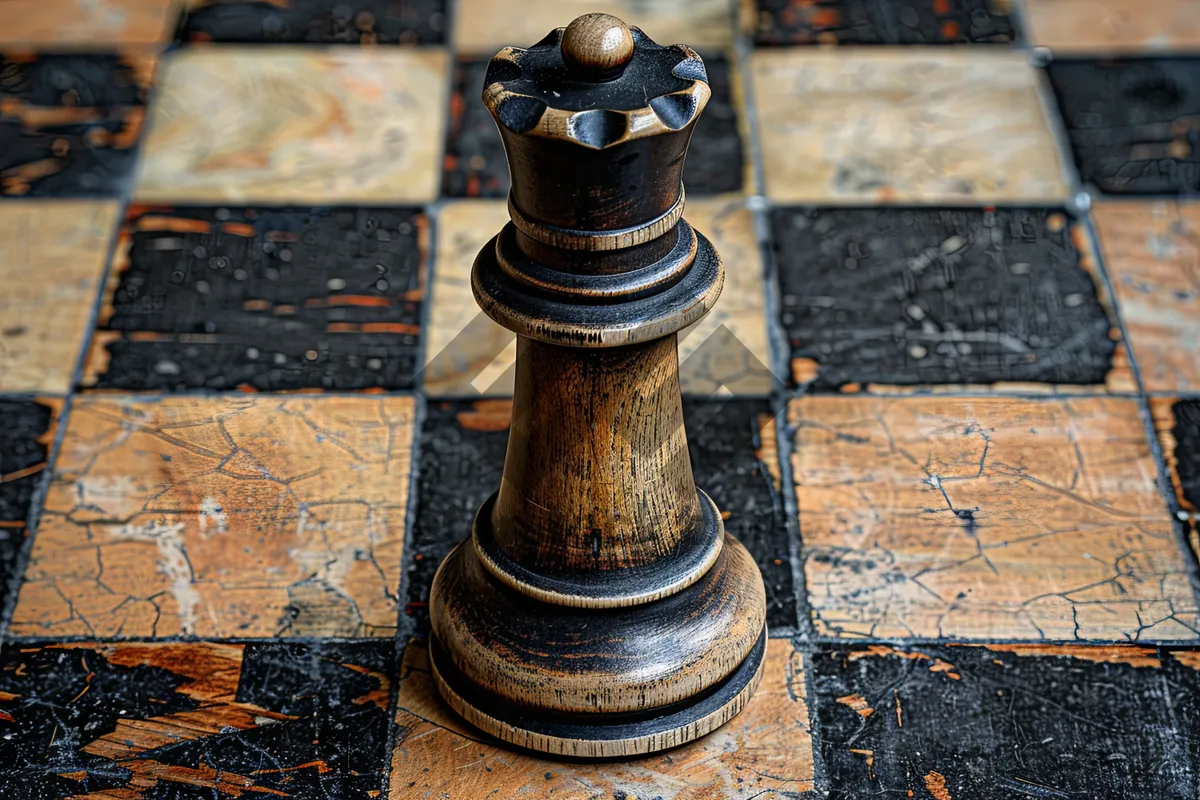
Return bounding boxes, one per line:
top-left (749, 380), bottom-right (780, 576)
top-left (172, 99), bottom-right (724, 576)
top-left (428, 13), bottom-right (768, 758)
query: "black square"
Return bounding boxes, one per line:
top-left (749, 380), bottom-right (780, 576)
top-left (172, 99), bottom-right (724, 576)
top-left (754, 0), bottom-right (1015, 46)
top-left (1048, 59), bottom-right (1200, 196)
top-left (772, 207), bottom-right (1118, 390)
top-left (0, 640), bottom-right (394, 798)
top-left (812, 643), bottom-right (1200, 800)
top-left (178, 0), bottom-right (447, 44)
top-left (0, 400), bottom-right (55, 629)
top-left (88, 206), bottom-right (427, 391)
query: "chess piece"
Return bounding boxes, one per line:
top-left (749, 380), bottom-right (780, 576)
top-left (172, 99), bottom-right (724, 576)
top-left (428, 13), bottom-right (767, 758)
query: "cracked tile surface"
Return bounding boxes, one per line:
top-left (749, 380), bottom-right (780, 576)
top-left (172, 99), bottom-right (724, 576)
top-left (390, 637), bottom-right (814, 799)
top-left (790, 396), bottom-right (1198, 640)
top-left (9, 394), bottom-right (414, 639)
top-left (0, 639), bottom-right (394, 797)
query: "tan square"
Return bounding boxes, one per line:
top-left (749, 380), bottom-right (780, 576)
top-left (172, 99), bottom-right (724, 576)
top-left (791, 396), bottom-right (1197, 641)
top-left (134, 47), bottom-right (448, 204)
top-left (1025, 0), bottom-right (1200, 53)
top-left (0, 201), bottom-right (118, 394)
top-left (424, 198), bottom-right (773, 396)
top-left (1093, 201), bottom-right (1200, 393)
top-left (390, 638), bottom-right (816, 799)
top-left (751, 49), bottom-right (1070, 204)
top-left (0, 0), bottom-right (178, 46)
top-left (454, 0), bottom-right (738, 54)
top-left (10, 394), bottom-right (414, 639)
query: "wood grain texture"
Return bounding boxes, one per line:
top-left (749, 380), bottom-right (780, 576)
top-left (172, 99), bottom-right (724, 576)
top-left (0, 201), bottom-right (117, 393)
top-left (453, 0), bottom-right (738, 53)
top-left (492, 336), bottom-right (701, 573)
top-left (134, 47), bottom-right (447, 204)
top-left (790, 396), bottom-right (1198, 640)
top-left (392, 637), bottom-right (815, 798)
top-left (751, 48), bottom-right (1070, 204)
top-left (10, 394), bottom-right (414, 638)
top-left (430, 535), bottom-right (764, 715)
top-left (1025, 0), bottom-right (1200, 53)
top-left (0, 0), bottom-right (178, 45)
top-left (1093, 201), bottom-right (1200, 393)
top-left (424, 198), bottom-right (771, 396)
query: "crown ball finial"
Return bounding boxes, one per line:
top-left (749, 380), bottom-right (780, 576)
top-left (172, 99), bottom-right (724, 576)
top-left (561, 13), bottom-right (635, 78)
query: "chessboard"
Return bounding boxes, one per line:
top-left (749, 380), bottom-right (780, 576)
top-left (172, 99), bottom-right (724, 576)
top-left (1, 0), bottom-right (1199, 797)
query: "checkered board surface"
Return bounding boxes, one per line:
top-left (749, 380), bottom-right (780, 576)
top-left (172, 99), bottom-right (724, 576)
top-left (0, 0), bottom-right (1199, 797)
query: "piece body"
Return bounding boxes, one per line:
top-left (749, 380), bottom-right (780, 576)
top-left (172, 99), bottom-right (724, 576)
top-left (427, 13), bottom-right (768, 758)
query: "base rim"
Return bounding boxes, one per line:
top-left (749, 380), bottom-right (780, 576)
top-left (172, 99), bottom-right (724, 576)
top-left (429, 626), bottom-right (767, 758)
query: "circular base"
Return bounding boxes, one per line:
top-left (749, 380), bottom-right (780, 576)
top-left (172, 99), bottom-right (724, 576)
top-left (429, 627), bottom-right (767, 758)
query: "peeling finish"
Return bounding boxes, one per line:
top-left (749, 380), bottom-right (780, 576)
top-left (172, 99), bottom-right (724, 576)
top-left (975, 643), bottom-right (1162, 669)
top-left (0, 640), bottom-right (394, 798)
top-left (924, 771), bottom-right (952, 800)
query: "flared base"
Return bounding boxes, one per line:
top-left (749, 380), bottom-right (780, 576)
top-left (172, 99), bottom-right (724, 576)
top-left (429, 627), bottom-right (767, 758)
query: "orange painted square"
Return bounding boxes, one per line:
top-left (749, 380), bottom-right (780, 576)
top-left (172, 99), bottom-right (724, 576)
top-left (10, 394), bottom-right (414, 638)
top-left (790, 396), bottom-right (1196, 640)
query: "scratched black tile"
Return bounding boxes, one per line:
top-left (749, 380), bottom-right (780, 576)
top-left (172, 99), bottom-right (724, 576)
top-left (405, 399), bottom-right (795, 633)
top-left (441, 52), bottom-right (743, 199)
top-left (771, 207), bottom-right (1117, 390)
top-left (0, 640), bottom-right (394, 799)
top-left (0, 111), bottom-right (142, 197)
top-left (754, 0), bottom-right (1015, 45)
top-left (1047, 59), bottom-right (1200, 196)
top-left (0, 400), bottom-right (54, 627)
top-left (88, 206), bottom-right (426, 391)
top-left (0, 54), bottom-right (152, 107)
top-left (178, 0), bottom-right (446, 44)
top-left (813, 643), bottom-right (1200, 800)
top-left (1169, 399), bottom-right (1200, 514)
